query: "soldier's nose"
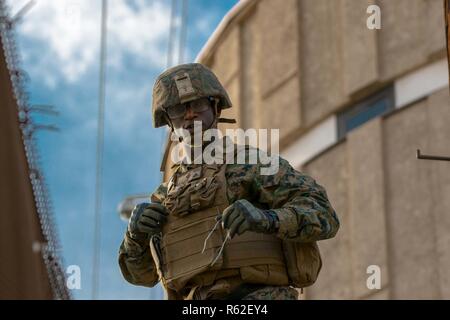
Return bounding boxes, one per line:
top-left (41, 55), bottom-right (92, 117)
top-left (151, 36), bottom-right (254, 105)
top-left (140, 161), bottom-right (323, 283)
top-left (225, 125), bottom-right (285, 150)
top-left (184, 105), bottom-right (195, 119)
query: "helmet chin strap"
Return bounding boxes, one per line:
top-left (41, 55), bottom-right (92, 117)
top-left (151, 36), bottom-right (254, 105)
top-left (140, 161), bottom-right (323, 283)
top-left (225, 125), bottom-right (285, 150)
top-left (202, 97), bottom-right (237, 127)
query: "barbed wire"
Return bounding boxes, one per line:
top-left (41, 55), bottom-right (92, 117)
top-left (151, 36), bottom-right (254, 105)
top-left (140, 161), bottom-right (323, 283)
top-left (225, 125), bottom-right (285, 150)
top-left (0, 0), bottom-right (71, 300)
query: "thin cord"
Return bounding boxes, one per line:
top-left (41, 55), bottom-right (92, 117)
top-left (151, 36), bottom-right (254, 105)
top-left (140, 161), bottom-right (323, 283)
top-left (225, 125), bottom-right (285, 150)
top-left (178, 0), bottom-right (188, 63)
top-left (202, 218), bottom-right (221, 253)
top-left (210, 230), bottom-right (231, 267)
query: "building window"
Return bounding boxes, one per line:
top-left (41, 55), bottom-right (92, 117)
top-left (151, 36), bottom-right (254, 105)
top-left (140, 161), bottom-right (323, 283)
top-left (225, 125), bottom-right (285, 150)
top-left (337, 86), bottom-right (395, 139)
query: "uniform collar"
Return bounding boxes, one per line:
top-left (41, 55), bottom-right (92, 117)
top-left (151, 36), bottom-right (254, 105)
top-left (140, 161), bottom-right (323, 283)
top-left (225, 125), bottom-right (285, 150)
top-left (171, 135), bottom-right (236, 170)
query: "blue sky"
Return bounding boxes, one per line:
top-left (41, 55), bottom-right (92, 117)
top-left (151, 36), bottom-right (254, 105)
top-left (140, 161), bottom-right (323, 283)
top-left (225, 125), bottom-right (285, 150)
top-left (7, 0), bottom-right (238, 299)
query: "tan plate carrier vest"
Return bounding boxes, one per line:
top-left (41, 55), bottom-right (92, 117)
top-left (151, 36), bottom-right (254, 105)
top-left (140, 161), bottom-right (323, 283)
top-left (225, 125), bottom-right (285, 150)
top-left (150, 163), bottom-right (322, 294)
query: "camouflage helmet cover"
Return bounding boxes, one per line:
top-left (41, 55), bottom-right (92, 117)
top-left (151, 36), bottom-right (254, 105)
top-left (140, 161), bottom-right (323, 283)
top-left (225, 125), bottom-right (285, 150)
top-left (152, 63), bottom-right (232, 128)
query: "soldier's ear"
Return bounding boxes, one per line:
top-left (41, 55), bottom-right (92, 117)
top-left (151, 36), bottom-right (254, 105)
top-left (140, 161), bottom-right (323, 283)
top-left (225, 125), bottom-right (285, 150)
top-left (209, 97), bottom-right (221, 117)
top-left (163, 112), bottom-right (175, 132)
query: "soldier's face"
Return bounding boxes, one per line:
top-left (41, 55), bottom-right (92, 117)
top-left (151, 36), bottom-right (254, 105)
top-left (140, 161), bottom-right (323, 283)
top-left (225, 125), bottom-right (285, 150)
top-left (170, 98), bottom-right (216, 134)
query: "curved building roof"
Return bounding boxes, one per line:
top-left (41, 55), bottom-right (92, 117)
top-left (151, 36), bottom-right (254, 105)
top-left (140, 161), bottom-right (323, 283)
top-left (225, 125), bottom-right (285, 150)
top-left (196, 0), bottom-right (258, 64)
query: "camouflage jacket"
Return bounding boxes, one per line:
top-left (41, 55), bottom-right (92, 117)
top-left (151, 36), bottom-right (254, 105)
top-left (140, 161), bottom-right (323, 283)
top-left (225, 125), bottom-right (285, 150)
top-left (118, 149), bottom-right (340, 289)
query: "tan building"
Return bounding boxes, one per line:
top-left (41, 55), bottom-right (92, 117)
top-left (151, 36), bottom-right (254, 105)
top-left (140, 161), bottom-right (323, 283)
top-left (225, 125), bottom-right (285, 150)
top-left (164, 0), bottom-right (449, 299)
top-left (0, 1), bottom-right (70, 299)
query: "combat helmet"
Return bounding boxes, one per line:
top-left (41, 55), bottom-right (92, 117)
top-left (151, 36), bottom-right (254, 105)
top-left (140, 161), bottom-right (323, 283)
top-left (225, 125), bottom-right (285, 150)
top-left (152, 63), bottom-right (233, 128)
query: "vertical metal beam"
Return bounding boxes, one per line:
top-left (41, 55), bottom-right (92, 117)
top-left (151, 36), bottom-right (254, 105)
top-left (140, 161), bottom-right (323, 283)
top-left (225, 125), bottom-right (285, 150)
top-left (178, 0), bottom-right (189, 64)
top-left (166, 0), bottom-right (177, 68)
top-left (445, 0), bottom-right (450, 89)
top-left (92, 0), bottom-right (108, 300)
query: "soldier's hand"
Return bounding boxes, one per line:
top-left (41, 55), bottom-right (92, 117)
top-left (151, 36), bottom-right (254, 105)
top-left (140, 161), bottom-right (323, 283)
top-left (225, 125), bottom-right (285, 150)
top-left (128, 202), bottom-right (168, 240)
top-left (221, 199), bottom-right (279, 238)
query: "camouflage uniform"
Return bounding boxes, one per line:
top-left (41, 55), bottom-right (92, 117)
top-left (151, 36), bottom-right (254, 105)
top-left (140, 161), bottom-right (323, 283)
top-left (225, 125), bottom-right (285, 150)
top-left (242, 286), bottom-right (299, 300)
top-left (119, 63), bottom-right (339, 300)
top-left (119, 149), bottom-right (340, 300)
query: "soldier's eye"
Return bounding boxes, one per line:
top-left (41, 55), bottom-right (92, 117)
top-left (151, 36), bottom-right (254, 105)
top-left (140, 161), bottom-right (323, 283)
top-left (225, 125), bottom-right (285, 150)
top-left (190, 102), bottom-right (209, 113)
top-left (167, 104), bottom-right (186, 119)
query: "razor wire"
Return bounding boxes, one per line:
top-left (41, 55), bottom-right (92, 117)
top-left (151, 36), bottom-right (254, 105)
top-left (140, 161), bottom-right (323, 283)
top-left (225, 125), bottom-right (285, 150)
top-left (0, 0), bottom-right (71, 300)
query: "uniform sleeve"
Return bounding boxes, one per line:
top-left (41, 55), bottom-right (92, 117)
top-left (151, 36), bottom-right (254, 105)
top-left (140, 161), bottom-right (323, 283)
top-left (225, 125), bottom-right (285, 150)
top-left (254, 156), bottom-right (340, 242)
top-left (118, 231), bottom-right (159, 287)
top-left (118, 182), bottom-right (168, 287)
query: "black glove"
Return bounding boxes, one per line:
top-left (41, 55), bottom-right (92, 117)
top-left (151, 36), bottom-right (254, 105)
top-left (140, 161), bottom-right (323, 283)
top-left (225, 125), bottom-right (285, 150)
top-left (222, 199), bottom-right (279, 238)
top-left (128, 202), bottom-right (168, 240)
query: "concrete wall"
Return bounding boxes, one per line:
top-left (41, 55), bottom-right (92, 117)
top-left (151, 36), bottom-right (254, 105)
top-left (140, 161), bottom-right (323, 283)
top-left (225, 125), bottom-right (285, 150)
top-left (201, 0), bottom-right (446, 147)
top-left (303, 88), bottom-right (450, 299)
top-left (208, 0), bottom-right (302, 141)
top-left (191, 0), bottom-right (450, 299)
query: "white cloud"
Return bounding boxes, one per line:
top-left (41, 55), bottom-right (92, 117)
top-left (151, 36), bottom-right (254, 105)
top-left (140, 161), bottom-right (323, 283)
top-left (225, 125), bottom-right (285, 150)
top-left (4, 0), bottom-right (233, 300)
top-left (107, 0), bottom-right (174, 70)
top-left (9, 0), bottom-right (171, 83)
top-left (104, 80), bottom-right (152, 139)
top-left (5, 0), bottom-right (172, 152)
